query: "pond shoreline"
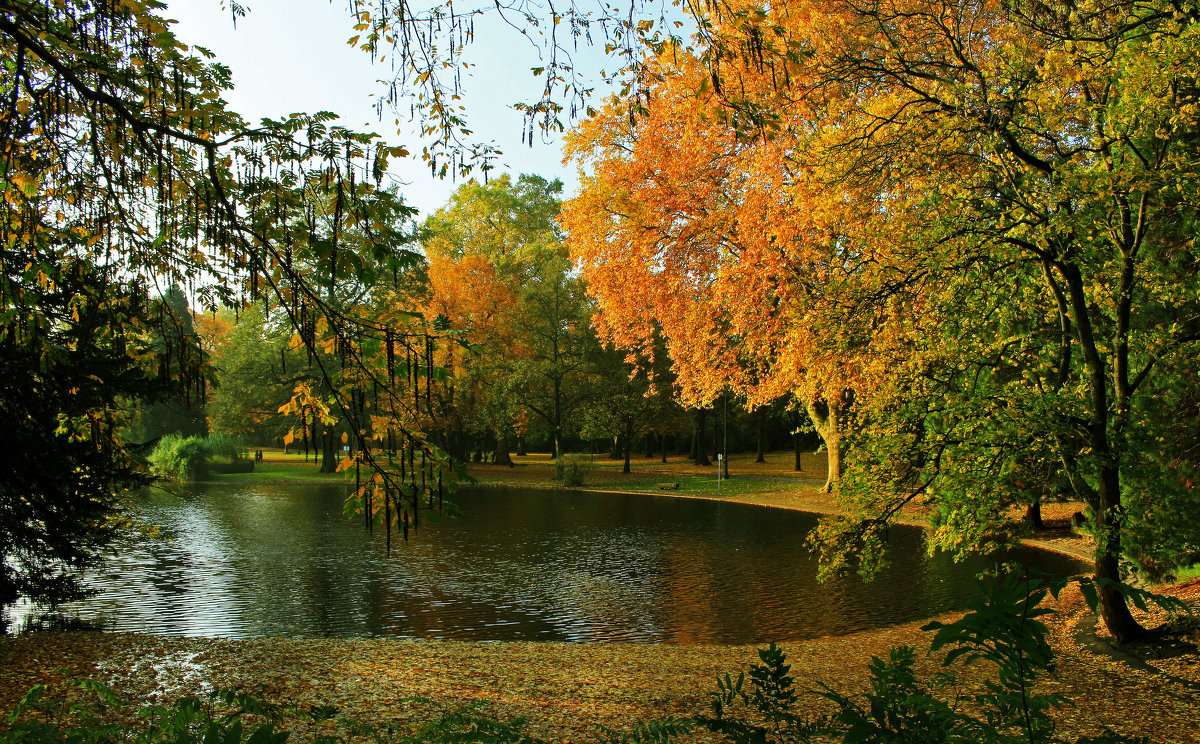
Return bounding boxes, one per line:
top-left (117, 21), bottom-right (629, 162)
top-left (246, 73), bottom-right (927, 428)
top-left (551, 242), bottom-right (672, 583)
top-left (8, 450), bottom-right (1183, 742)
top-left (3, 585), bottom-right (1198, 743)
top-left (200, 447), bottom-right (1096, 564)
top-left (460, 454), bottom-right (1097, 565)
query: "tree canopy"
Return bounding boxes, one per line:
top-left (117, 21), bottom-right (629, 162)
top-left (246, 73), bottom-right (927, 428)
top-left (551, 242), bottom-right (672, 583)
top-left (563, 0), bottom-right (1200, 642)
top-left (6, 0), bottom-right (1200, 653)
top-left (0, 0), bottom-right (443, 606)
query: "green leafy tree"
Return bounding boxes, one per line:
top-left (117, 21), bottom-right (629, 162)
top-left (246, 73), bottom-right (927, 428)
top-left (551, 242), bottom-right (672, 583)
top-left (512, 250), bottom-right (598, 471)
top-left (202, 305), bottom-right (300, 447)
top-left (127, 285), bottom-right (209, 444)
top-left (422, 175), bottom-right (597, 468)
top-left (580, 344), bottom-right (675, 473)
top-left (0, 0), bottom-right (440, 607)
top-left (0, 258), bottom-right (158, 609)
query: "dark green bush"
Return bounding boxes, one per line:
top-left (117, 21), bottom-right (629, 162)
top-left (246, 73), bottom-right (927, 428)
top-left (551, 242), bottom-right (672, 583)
top-left (147, 434), bottom-right (249, 481)
top-left (147, 434), bottom-right (210, 481)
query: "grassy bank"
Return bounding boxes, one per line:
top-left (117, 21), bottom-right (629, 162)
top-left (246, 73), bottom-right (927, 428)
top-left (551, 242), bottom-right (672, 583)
top-left (216, 447), bottom-right (834, 494)
top-left (206, 450), bottom-right (353, 485)
top-left (467, 451), bottom-right (1099, 564)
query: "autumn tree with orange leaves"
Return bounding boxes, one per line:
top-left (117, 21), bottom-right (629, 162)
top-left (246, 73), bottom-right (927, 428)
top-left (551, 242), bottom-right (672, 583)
top-left (562, 48), bottom-right (876, 493)
top-left (565, 0), bottom-right (1200, 643)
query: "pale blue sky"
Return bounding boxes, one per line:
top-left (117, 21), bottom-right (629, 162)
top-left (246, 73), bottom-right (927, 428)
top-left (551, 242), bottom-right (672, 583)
top-left (164, 0), bottom-right (612, 218)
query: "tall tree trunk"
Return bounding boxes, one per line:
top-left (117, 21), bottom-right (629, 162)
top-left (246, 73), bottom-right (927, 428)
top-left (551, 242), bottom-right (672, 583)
top-left (693, 409), bottom-right (710, 466)
top-left (320, 425), bottom-right (337, 473)
top-left (1061, 260), bottom-right (1142, 643)
top-left (450, 429), bottom-right (469, 462)
top-left (755, 409), bottom-right (767, 463)
top-left (553, 426), bottom-right (563, 479)
top-left (806, 399), bottom-right (842, 492)
top-left (623, 435), bottom-right (632, 474)
top-left (308, 418), bottom-right (319, 463)
top-left (1096, 465), bottom-right (1142, 643)
top-left (494, 430), bottom-right (514, 467)
top-left (552, 379), bottom-right (564, 479)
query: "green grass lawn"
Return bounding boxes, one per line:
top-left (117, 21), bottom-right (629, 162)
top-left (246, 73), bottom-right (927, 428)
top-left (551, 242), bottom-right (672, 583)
top-left (1174, 563), bottom-right (1200, 583)
top-left (210, 450), bottom-right (352, 484)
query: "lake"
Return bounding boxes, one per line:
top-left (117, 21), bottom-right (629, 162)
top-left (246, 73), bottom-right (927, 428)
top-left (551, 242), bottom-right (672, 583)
top-left (9, 484), bottom-right (1087, 643)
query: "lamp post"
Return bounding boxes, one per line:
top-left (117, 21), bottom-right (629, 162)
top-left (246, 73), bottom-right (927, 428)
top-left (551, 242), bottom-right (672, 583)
top-left (717, 453), bottom-right (723, 495)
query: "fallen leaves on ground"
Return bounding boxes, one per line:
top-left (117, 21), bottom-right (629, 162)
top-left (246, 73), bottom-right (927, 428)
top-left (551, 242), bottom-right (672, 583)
top-left (4, 585), bottom-right (1199, 743)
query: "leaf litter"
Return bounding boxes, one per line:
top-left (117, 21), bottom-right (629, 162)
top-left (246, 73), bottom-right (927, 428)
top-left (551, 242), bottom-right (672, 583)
top-left (4, 582), bottom-right (1199, 743)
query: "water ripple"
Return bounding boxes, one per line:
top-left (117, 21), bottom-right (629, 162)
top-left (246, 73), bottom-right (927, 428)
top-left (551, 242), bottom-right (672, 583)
top-left (9, 484), bottom-right (1087, 642)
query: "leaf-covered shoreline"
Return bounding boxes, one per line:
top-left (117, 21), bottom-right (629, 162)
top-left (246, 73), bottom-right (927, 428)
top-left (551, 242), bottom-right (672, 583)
top-left (4, 581), bottom-right (1198, 743)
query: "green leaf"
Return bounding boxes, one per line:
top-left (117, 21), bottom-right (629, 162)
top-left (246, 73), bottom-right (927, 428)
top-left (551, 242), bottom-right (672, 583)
top-left (1079, 580), bottom-right (1100, 612)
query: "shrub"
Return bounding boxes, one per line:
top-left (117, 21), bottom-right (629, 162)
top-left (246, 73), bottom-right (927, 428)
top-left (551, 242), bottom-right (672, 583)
top-left (147, 434), bottom-right (251, 481)
top-left (559, 453), bottom-right (591, 487)
top-left (205, 433), bottom-right (245, 464)
top-left (147, 434), bottom-right (210, 481)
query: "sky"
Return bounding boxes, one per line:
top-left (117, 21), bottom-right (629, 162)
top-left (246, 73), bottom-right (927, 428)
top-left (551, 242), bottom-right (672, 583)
top-left (164, 0), bottom-right (615, 219)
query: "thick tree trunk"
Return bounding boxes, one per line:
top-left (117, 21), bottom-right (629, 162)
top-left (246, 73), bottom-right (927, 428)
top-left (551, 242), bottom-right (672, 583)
top-left (1060, 261), bottom-right (1142, 642)
top-left (806, 399), bottom-right (843, 492)
top-left (494, 430), bottom-right (514, 467)
top-left (319, 425), bottom-right (337, 473)
top-left (1095, 465), bottom-right (1143, 644)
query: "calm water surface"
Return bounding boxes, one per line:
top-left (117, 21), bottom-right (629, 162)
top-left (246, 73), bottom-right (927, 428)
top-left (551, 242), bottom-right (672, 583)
top-left (16, 484), bottom-right (1086, 643)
